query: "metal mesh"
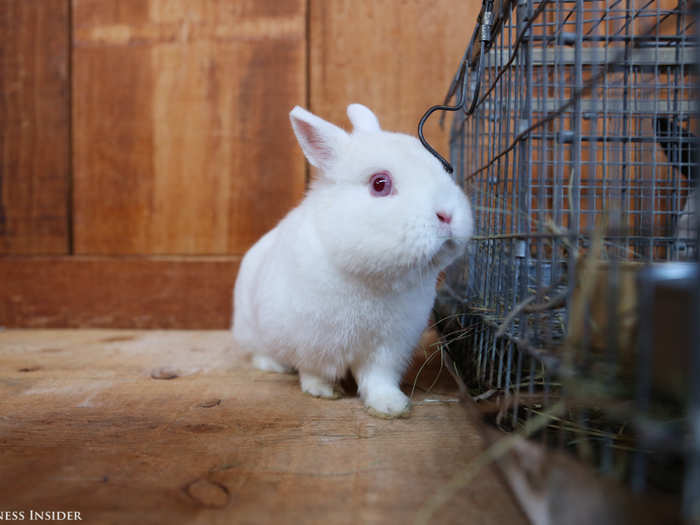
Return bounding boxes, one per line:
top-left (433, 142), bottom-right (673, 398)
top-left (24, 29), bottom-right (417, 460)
top-left (438, 0), bottom-right (699, 512)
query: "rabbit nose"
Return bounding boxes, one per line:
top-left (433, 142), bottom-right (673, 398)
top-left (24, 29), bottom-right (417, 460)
top-left (436, 211), bottom-right (452, 224)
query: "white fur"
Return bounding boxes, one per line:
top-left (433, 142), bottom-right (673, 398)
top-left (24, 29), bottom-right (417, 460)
top-left (232, 103), bottom-right (473, 418)
top-left (347, 103), bottom-right (381, 132)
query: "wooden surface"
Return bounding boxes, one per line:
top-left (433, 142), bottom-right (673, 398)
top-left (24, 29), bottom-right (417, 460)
top-left (0, 257), bottom-right (240, 328)
top-left (72, 0), bottom-right (307, 254)
top-left (0, 0), bottom-right (70, 254)
top-left (310, 0), bottom-right (478, 153)
top-left (2, 0), bottom-right (476, 327)
top-left (0, 330), bottom-right (525, 525)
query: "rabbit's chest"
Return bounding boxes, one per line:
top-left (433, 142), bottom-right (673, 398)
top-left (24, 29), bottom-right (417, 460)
top-left (288, 279), bottom-right (433, 350)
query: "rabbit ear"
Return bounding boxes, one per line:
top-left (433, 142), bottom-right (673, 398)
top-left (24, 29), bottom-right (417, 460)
top-left (290, 106), bottom-right (349, 171)
top-left (347, 103), bottom-right (381, 133)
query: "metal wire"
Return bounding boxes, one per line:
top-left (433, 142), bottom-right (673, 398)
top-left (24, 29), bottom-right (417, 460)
top-left (417, 0), bottom-right (495, 173)
top-left (435, 0), bottom-right (699, 514)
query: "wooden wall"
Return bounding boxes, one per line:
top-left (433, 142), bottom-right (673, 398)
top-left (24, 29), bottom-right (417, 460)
top-left (0, 0), bottom-right (477, 328)
top-left (0, 1), bottom-right (71, 255)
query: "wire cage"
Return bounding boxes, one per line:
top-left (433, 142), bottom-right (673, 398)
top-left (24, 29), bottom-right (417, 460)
top-left (434, 0), bottom-right (700, 517)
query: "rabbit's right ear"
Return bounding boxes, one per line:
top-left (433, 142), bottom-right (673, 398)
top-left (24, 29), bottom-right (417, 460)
top-left (290, 106), bottom-right (349, 171)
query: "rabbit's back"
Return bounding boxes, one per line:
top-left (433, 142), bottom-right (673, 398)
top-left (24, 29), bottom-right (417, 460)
top-left (231, 223), bottom-right (280, 351)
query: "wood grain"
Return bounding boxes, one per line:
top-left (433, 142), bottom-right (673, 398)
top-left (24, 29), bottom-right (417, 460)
top-left (0, 0), bottom-right (70, 254)
top-left (72, 0), bottom-right (307, 255)
top-left (309, 0), bottom-right (478, 155)
top-left (0, 256), bottom-right (240, 328)
top-left (0, 330), bottom-right (526, 525)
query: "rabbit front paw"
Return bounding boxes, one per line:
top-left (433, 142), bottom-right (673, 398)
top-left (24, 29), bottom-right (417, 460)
top-left (364, 388), bottom-right (410, 419)
top-left (252, 354), bottom-right (294, 374)
top-left (300, 372), bottom-right (342, 399)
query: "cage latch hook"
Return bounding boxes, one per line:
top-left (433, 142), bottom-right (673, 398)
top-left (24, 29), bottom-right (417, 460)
top-left (417, 0), bottom-right (494, 174)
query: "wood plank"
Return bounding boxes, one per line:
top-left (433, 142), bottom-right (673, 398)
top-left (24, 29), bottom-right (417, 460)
top-left (310, 0), bottom-right (479, 155)
top-left (72, 0), bottom-right (307, 255)
top-left (0, 256), bottom-right (240, 328)
top-left (0, 0), bottom-right (70, 254)
top-left (0, 330), bottom-right (526, 525)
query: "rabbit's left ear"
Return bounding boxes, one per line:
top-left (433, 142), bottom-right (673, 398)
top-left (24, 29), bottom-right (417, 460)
top-left (347, 104), bottom-right (381, 133)
top-left (290, 106), bottom-right (349, 172)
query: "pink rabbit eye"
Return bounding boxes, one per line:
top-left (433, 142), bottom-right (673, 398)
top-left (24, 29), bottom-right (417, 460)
top-left (369, 172), bottom-right (392, 197)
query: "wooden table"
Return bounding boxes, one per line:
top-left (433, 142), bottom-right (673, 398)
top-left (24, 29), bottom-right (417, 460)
top-left (0, 330), bottom-right (524, 524)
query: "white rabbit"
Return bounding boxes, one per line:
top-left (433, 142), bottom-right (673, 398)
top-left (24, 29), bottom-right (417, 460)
top-left (232, 103), bottom-right (473, 418)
